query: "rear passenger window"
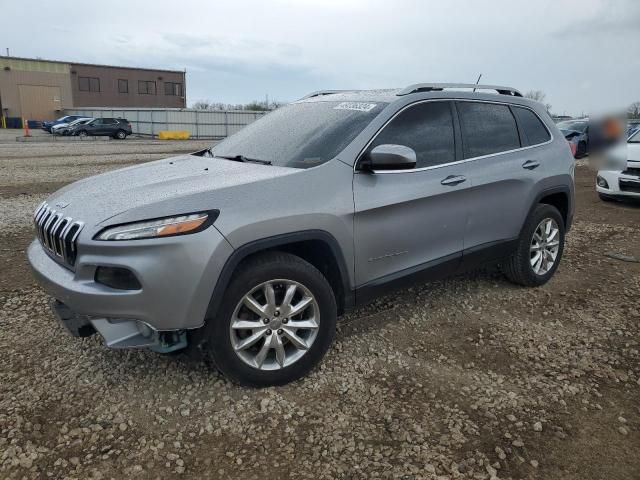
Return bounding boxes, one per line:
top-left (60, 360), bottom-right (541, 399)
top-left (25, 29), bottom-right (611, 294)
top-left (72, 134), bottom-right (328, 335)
top-left (457, 102), bottom-right (520, 158)
top-left (369, 101), bottom-right (455, 168)
top-left (512, 107), bottom-right (551, 146)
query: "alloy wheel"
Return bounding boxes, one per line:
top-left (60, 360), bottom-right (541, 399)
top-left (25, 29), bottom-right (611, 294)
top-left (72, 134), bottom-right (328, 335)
top-left (229, 279), bottom-right (320, 371)
top-left (530, 218), bottom-right (560, 275)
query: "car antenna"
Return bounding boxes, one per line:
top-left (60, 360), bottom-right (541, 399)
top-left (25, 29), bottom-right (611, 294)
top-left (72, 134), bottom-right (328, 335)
top-left (472, 73), bottom-right (482, 92)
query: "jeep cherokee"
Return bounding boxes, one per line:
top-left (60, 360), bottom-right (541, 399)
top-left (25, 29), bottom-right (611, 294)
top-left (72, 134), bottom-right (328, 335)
top-left (28, 83), bottom-right (575, 386)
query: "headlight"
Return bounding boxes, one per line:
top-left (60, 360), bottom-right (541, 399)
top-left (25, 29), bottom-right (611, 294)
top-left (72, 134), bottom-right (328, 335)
top-left (596, 176), bottom-right (609, 189)
top-left (95, 212), bottom-right (216, 241)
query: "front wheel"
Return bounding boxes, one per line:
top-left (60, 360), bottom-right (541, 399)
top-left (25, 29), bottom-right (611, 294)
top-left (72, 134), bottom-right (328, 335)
top-left (201, 252), bottom-right (337, 387)
top-left (77, 130), bottom-right (88, 137)
top-left (503, 204), bottom-right (565, 287)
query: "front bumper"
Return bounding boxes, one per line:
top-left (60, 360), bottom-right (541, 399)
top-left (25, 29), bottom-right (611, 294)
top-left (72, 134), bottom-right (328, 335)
top-left (596, 170), bottom-right (640, 199)
top-left (28, 225), bottom-right (234, 332)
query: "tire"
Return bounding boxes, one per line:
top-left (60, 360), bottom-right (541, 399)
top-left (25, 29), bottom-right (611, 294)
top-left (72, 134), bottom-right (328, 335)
top-left (200, 251), bottom-right (337, 387)
top-left (576, 141), bottom-right (587, 159)
top-left (115, 130), bottom-right (127, 140)
top-left (503, 204), bottom-right (565, 287)
top-left (77, 130), bottom-right (88, 137)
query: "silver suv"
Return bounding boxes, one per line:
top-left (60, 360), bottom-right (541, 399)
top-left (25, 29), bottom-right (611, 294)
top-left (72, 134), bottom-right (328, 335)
top-left (28, 83), bottom-right (575, 386)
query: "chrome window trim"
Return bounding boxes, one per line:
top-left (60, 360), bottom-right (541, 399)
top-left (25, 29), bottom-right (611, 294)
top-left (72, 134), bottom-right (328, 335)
top-left (354, 98), bottom-right (554, 175)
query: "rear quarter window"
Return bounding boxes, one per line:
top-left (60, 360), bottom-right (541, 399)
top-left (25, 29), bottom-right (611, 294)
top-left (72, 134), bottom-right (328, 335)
top-left (457, 102), bottom-right (520, 158)
top-left (512, 107), bottom-right (551, 146)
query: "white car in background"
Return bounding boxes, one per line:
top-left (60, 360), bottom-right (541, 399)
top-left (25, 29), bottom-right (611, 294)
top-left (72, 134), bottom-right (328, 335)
top-left (597, 129), bottom-right (640, 202)
top-left (51, 117), bottom-right (93, 135)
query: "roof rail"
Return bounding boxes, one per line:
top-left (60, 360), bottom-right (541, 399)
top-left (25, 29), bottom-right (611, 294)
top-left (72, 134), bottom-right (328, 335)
top-left (397, 83), bottom-right (522, 97)
top-left (299, 90), bottom-right (353, 100)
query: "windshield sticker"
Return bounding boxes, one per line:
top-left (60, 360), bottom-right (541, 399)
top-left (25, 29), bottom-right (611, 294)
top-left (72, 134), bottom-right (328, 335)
top-left (334, 102), bottom-right (377, 112)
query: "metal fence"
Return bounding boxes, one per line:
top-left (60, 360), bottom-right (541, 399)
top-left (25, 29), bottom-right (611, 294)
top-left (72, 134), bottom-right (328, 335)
top-left (63, 107), bottom-right (268, 139)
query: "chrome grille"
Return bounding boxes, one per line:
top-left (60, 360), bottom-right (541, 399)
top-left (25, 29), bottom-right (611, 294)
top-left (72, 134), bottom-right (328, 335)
top-left (33, 202), bottom-right (84, 267)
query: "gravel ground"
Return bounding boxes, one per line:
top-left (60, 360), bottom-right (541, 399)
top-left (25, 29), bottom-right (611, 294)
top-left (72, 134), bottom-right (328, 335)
top-left (0, 136), bottom-right (639, 479)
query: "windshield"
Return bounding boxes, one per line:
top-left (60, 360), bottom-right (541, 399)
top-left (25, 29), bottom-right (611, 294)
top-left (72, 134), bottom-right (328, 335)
top-left (629, 129), bottom-right (640, 143)
top-left (211, 101), bottom-right (387, 168)
top-left (70, 118), bottom-right (88, 126)
top-left (558, 120), bottom-right (587, 133)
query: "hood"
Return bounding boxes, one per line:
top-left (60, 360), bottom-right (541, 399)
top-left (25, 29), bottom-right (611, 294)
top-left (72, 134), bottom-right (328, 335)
top-left (627, 142), bottom-right (640, 164)
top-left (45, 154), bottom-right (297, 228)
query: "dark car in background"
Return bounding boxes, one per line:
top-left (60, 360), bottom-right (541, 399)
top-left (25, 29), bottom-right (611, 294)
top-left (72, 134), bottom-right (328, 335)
top-left (70, 118), bottom-right (133, 139)
top-left (558, 119), bottom-right (589, 158)
top-left (42, 115), bottom-right (86, 133)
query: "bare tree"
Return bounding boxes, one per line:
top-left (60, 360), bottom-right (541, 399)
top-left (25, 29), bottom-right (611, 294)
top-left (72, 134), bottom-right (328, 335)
top-left (190, 99), bottom-right (286, 111)
top-left (628, 102), bottom-right (640, 119)
top-left (524, 90), bottom-right (552, 113)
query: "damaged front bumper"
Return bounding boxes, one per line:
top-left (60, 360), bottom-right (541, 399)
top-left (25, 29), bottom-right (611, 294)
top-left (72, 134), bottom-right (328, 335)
top-left (51, 300), bottom-right (187, 353)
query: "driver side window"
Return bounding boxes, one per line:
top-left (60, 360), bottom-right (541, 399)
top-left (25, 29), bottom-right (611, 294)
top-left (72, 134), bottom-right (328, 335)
top-left (368, 101), bottom-right (456, 168)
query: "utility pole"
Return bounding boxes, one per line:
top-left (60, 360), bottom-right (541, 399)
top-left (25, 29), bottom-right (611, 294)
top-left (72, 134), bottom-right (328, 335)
top-left (5, 48), bottom-right (9, 56)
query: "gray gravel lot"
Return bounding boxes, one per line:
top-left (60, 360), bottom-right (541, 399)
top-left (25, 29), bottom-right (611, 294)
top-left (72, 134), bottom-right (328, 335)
top-left (0, 133), bottom-right (639, 479)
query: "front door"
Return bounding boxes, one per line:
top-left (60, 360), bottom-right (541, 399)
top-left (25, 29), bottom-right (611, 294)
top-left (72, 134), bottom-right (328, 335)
top-left (353, 100), bottom-right (470, 289)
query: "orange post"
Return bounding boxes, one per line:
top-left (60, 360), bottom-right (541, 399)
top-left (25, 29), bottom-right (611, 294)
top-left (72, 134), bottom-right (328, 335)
top-left (24, 118), bottom-right (31, 137)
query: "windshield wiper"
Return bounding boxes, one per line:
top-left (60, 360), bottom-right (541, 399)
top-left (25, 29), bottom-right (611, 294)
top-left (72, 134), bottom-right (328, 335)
top-left (215, 154), bottom-right (272, 165)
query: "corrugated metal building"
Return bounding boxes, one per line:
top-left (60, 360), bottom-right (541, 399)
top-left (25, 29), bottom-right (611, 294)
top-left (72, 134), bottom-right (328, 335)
top-left (0, 56), bottom-right (186, 121)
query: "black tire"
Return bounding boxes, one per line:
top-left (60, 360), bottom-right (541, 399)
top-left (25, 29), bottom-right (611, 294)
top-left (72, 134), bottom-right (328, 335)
top-left (576, 141), bottom-right (587, 159)
top-left (77, 130), bottom-right (88, 137)
top-left (503, 204), bottom-right (565, 287)
top-left (115, 130), bottom-right (127, 140)
top-left (200, 251), bottom-right (337, 387)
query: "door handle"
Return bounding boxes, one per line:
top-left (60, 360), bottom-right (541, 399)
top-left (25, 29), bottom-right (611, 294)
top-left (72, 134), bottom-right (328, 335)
top-left (441, 175), bottom-right (467, 186)
top-left (522, 160), bottom-right (540, 170)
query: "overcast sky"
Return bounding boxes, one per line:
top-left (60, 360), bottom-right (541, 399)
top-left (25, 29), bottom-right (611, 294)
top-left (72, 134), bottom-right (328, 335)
top-left (3, 0), bottom-right (639, 115)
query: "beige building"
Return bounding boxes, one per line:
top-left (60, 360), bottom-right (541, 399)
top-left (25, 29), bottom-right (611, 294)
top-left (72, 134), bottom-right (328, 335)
top-left (0, 56), bottom-right (186, 121)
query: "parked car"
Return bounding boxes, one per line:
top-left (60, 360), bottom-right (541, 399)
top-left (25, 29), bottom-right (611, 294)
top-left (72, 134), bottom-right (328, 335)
top-left (28, 83), bottom-right (575, 386)
top-left (42, 115), bottom-right (86, 133)
top-left (70, 118), bottom-right (132, 139)
top-left (558, 119), bottom-right (589, 158)
top-left (596, 128), bottom-right (640, 202)
top-left (51, 117), bottom-right (93, 135)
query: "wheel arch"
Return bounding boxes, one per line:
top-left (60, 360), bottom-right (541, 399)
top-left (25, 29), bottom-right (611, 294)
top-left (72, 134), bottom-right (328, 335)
top-left (203, 230), bottom-right (353, 329)
top-left (523, 185), bottom-right (572, 234)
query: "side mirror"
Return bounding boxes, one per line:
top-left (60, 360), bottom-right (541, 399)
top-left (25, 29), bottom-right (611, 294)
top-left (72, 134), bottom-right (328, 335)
top-left (361, 144), bottom-right (416, 171)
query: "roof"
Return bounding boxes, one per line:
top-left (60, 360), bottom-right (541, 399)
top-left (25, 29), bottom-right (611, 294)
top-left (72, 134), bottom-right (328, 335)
top-left (297, 83), bottom-right (525, 104)
top-left (0, 55), bottom-right (185, 74)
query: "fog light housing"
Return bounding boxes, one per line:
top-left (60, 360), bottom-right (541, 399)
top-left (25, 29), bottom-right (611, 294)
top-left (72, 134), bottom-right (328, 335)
top-left (95, 267), bottom-right (142, 290)
top-left (596, 176), bottom-right (609, 189)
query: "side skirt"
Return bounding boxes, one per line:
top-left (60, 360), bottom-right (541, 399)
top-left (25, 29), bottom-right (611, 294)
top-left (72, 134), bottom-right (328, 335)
top-left (353, 238), bottom-right (518, 308)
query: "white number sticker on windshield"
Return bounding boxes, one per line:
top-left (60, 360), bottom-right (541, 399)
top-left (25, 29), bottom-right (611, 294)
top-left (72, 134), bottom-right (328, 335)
top-left (334, 102), bottom-right (377, 112)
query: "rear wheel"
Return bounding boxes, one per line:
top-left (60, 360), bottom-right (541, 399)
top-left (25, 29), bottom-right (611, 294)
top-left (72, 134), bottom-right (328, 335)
top-left (201, 252), bottom-right (337, 387)
top-left (115, 129), bottom-right (127, 140)
top-left (576, 141), bottom-right (587, 159)
top-left (503, 204), bottom-right (565, 287)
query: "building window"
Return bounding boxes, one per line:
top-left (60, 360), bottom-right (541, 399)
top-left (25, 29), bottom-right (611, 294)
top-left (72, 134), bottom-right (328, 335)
top-left (78, 76), bottom-right (100, 92)
top-left (118, 79), bottom-right (129, 94)
top-left (138, 80), bottom-right (157, 95)
top-left (164, 82), bottom-right (183, 96)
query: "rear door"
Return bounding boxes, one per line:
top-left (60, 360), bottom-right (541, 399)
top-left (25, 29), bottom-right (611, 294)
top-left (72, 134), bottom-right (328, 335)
top-left (353, 100), bottom-right (470, 287)
top-left (457, 101), bottom-right (551, 255)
